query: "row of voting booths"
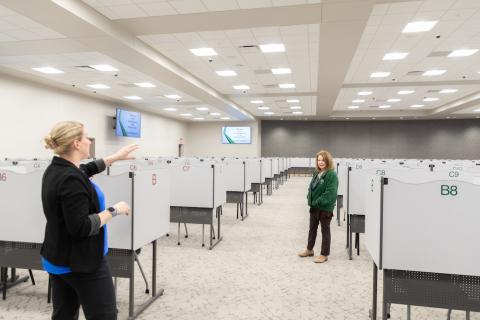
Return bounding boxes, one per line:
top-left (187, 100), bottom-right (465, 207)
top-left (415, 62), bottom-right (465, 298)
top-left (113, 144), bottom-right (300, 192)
top-left (0, 156), bottom-right (292, 319)
top-left (335, 158), bottom-right (480, 319)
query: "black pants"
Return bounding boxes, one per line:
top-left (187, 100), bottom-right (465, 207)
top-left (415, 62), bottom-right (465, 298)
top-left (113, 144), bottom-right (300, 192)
top-left (50, 258), bottom-right (117, 320)
top-left (307, 208), bottom-right (333, 256)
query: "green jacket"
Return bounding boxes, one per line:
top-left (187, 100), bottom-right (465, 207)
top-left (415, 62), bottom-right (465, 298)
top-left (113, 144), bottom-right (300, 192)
top-left (307, 169), bottom-right (339, 212)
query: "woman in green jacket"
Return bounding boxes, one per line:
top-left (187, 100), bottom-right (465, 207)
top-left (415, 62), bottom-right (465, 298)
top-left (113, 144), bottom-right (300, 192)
top-left (298, 150), bottom-right (339, 263)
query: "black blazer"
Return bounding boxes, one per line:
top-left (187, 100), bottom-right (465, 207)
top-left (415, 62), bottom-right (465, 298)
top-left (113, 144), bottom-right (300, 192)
top-left (41, 156), bottom-right (106, 273)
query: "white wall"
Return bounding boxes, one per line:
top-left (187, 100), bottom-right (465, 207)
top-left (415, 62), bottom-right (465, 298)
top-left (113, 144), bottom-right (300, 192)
top-left (186, 121), bottom-right (261, 157)
top-left (0, 73), bottom-right (187, 159)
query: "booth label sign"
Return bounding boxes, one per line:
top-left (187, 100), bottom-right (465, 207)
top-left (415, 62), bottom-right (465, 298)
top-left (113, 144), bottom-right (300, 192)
top-left (0, 173), bottom-right (6, 182)
top-left (152, 174), bottom-right (157, 186)
top-left (375, 170), bottom-right (385, 176)
top-left (441, 185), bottom-right (458, 196)
top-left (448, 171), bottom-right (459, 178)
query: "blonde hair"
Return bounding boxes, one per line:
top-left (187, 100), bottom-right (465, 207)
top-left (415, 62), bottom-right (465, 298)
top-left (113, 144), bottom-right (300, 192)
top-left (316, 150), bottom-right (334, 171)
top-left (44, 121), bottom-right (84, 156)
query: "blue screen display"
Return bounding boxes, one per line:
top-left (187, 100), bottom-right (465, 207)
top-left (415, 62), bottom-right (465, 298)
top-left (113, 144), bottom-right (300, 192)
top-left (115, 109), bottom-right (141, 138)
top-left (221, 127), bottom-right (251, 144)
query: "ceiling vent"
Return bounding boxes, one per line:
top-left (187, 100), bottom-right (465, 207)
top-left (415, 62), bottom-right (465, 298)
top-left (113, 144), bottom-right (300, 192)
top-left (368, 105), bottom-right (379, 108)
top-left (238, 45), bottom-right (260, 54)
top-left (427, 51), bottom-right (450, 58)
top-left (75, 66), bottom-right (95, 72)
top-left (254, 69), bottom-right (271, 75)
top-left (406, 70), bottom-right (424, 76)
top-left (427, 89), bottom-right (441, 93)
top-left (119, 83), bottom-right (137, 88)
top-left (263, 84), bottom-right (278, 89)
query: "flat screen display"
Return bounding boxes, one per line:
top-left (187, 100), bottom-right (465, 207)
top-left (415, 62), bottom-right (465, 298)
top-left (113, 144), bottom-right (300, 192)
top-left (221, 126), bottom-right (251, 144)
top-left (115, 109), bottom-right (141, 138)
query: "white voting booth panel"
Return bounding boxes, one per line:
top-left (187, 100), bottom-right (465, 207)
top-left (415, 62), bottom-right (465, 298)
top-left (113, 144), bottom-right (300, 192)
top-left (364, 175), bottom-right (382, 267)
top-left (382, 179), bottom-right (480, 276)
top-left (263, 159), bottom-right (273, 178)
top-left (0, 168), bottom-right (46, 243)
top-left (244, 159), bottom-right (257, 188)
top-left (94, 168), bottom-right (170, 251)
top-left (272, 158), bottom-right (279, 175)
top-left (223, 159), bottom-right (246, 192)
top-left (249, 159), bottom-right (265, 184)
top-left (168, 159), bottom-right (226, 208)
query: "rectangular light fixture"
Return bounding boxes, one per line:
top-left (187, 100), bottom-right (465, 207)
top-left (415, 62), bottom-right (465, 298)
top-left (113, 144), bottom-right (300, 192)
top-left (439, 89), bottom-right (458, 94)
top-left (348, 106), bottom-right (360, 109)
top-left (233, 85), bottom-right (250, 90)
top-left (221, 117), bottom-right (230, 120)
top-left (90, 64), bottom-right (118, 72)
top-left (32, 67), bottom-right (64, 74)
top-left (164, 94), bottom-right (181, 99)
top-left (397, 90), bottom-right (414, 95)
top-left (272, 68), bottom-right (291, 75)
top-left (383, 52), bottom-right (409, 60)
top-left (292, 111), bottom-right (303, 114)
top-left (259, 43), bottom-right (285, 53)
top-left (378, 105), bottom-right (391, 109)
top-left (196, 107), bottom-right (209, 111)
top-left (370, 72), bottom-right (391, 78)
top-left (124, 96), bottom-right (142, 100)
top-left (279, 83), bottom-right (295, 89)
top-left (448, 49), bottom-right (478, 57)
top-left (290, 106), bottom-right (302, 110)
top-left (163, 107), bottom-right (177, 111)
top-left (87, 83), bottom-right (110, 89)
top-left (216, 70), bottom-right (237, 77)
top-left (250, 100), bottom-right (264, 104)
top-left (258, 106), bottom-right (270, 110)
top-left (210, 112), bottom-right (221, 116)
top-left (180, 113), bottom-right (192, 116)
top-left (358, 91), bottom-right (372, 96)
top-left (474, 108), bottom-right (480, 112)
top-left (264, 112), bottom-right (274, 115)
top-left (423, 97), bottom-right (439, 102)
top-left (135, 82), bottom-right (156, 88)
top-left (286, 99), bottom-right (299, 103)
top-left (189, 48), bottom-right (217, 56)
top-left (423, 69), bottom-right (446, 76)
top-left (193, 117), bottom-right (204, 120)
top-left (387, 98), bottom-right (401, 102)
top-left (402, 21), bottom-right (437, 33)
top-left (410, 104), bottom-right (424, 108)
top-left (352, 99), bottom-right (365, 103)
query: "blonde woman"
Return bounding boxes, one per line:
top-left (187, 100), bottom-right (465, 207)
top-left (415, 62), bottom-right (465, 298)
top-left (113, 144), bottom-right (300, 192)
top-left (41, 121), bottom-right (138, 319)
top-left (298, 150), bottom-right (339, 263)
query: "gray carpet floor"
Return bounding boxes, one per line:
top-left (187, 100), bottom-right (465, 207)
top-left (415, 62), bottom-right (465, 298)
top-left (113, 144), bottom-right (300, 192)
top-left (0, 177), bottom-right (477, 319)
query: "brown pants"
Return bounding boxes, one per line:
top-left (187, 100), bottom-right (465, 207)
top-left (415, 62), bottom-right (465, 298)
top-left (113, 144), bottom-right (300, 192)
top-left (307, 208), bottom-right (333, 256)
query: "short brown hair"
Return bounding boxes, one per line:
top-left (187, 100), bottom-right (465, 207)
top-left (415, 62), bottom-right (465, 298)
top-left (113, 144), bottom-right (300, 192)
top-left (315, 150), bottom-right (334, 171)
top-left (44, 121), bottom-right (84, 156)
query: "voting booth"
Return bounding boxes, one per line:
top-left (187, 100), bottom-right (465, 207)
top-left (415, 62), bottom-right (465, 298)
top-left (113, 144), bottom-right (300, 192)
top-left (249, 158), bottom-right (265, 205)
top-left (167, 158), bottom-right (226, 249)
top-left (263, 158), bottom-right (274, 196)
top-left (365, 172), bottom-right (480, 319)
top-left (222, 158), bottom-right (254, 220)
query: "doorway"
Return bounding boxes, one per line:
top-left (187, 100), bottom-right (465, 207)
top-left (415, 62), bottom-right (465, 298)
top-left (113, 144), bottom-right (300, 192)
top-left (88, 137), bottom-right (95, 159)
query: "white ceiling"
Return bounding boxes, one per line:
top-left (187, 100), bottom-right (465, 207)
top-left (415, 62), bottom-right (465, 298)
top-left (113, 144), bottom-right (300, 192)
top-left (82, 0), bottom-right (323, 19)
top-left (0, 0), bottom-right (479, 121)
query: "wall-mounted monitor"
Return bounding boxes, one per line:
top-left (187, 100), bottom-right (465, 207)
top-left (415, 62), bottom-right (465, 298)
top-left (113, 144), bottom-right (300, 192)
top-left (221, 126), bottom-right (251, 144)
top-left (115, 108), bottom-right (141, 138)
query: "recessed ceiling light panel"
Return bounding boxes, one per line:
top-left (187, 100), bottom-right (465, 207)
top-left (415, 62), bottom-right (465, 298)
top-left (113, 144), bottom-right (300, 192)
top-left (189, 48), bottom-right (217, 56)
top-left (402, 21), bottom-right (437, 33)
top-left (32, 67), bottom-right (64, 74)
top-left (259, 43), bottom-right (285, 53)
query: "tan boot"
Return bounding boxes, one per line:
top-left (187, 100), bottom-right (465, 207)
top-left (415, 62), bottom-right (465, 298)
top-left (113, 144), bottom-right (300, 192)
top-left (298, 249), bottom-right (314, 257)
top-left (313, 255), bottom-right (328, 263)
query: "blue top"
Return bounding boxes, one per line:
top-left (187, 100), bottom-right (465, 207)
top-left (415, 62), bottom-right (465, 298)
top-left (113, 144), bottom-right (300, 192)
top-left (41, 180), bottom-right (108, 274)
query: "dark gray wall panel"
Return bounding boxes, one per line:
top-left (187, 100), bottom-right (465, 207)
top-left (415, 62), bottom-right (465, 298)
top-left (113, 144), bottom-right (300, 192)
top-left (261, 120), bottom-right (480, 159)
